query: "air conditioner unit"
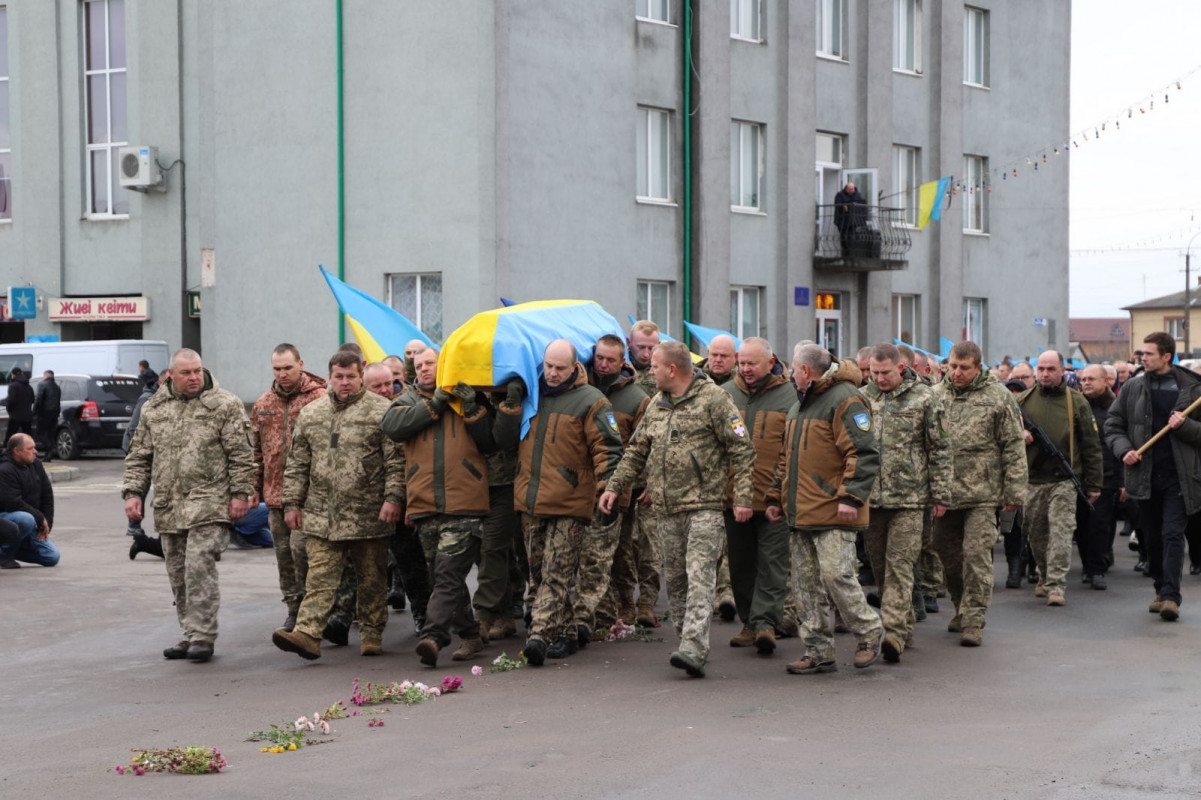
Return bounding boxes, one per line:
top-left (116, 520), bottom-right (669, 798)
top-left (118, 146), bottom-right (164, 192)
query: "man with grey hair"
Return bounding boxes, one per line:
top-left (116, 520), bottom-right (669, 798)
top-left (1077, 363), bottom-right (1121, 589)
top-left (123, 348), bottom-right (256, 663)
top-left (767, 344), bottom-right (883, 674)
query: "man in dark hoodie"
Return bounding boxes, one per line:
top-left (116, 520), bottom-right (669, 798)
top-left (1077, 364), bottom-right (1121, 590)
top-left (33, 371), bottom-right (61, 460)
top-left (4, 368), bottom-right (34, 440)
top-left (0, 433), bottom-right (59, 568)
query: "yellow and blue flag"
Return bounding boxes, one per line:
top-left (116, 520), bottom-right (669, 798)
top-left (319, 266), bottom-right (436, 362)
top-left (440, 300), bottom-right (624, 437)
top-left (683, 321), bottom-right (742, 351)
top-left (917, 177), bottom-right (952, 229)
top-left (625, 315), bottom-right (703, 363)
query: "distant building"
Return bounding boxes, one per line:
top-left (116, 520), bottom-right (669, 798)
top-left (1069, 318), bottom-right (1130, 364)
top-left (1123, 288), bottom-right (1201, 360)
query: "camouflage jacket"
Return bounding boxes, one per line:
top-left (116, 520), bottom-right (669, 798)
top-left (931, 370), bottom-right (1028, 509)
top-left (633, 362), bottom-right (657, 397)
top-left (767, 360), bottom-right (879, 530)
top-left (517, 364), bottom-right (624, 520)
top-left (1017, 380), bottom-right (1104, 490)
top-left (282, 388), bottom-right (404, 540)
top-left (121, 369), bottom-right (256, 531)
top-left (721, 368), bottom-right (793, 511)
top-left (590, 364), bottom-right (651, 505)
top-left (250, 371), bottom-right (327, 508)
top-left (860, 367), bottom-right (952, 509)
top-left (608, 369), bottom-right (756, 514)
top-left (699, 359), bottom-right (735, 387)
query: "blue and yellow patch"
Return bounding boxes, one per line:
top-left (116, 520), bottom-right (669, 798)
top-left (853, 412), bottom-right (871, 431)
top-left (605, 412), bottom-right (619, 433)
top-left (730, 414), bottom-right (747, 438)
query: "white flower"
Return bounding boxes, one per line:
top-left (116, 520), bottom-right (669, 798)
top-left (294, 717), bottom-right (307, 731)
top-left (493, 655), bottom-right (504, 665)
top-left (320, 721), bottom-right (331, 735)
top-left (428, 687), bottom-right (441, 697)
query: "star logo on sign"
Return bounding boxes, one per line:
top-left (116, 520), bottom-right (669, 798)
top-left (14, 293), bottom-right (30, 311)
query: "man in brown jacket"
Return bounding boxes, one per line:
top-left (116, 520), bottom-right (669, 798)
top-left (518, 339), bottom-right (623, 666)
top-left (250, 343), bottom-right (327, 632)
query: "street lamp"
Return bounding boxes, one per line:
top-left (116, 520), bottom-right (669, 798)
top-left (1187, 231), bottom-right (1201, 358)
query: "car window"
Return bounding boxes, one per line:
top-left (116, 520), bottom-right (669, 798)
top-left (89, 379), bottom-right (143, 404)
top-left (0, 354), bottom-right (33, 384)
top-left (62, 380), bottom-right (85, 402)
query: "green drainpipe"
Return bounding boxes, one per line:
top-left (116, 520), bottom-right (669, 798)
top-left (682, 3), bottom-right (693, 347)
top-left (336, 0), bottom-right (346, 344)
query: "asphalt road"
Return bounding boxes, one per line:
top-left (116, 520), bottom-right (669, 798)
top-left (2, 459), bottom-right (1200, 799)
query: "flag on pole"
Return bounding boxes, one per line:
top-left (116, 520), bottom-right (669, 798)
top-left (917, 177), bottom-right (952, 229)
top-left (319, 265), bottom-right (436, 362)
top-left (683, 321), bottom-right (742, 351)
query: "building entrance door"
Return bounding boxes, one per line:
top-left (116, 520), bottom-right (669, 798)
top-left (814, 291), bottom-right (844, 357)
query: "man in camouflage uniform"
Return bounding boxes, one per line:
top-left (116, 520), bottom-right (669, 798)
top-left (626, 320), bottom-right (665, 627)
top-left (860, 343), bottom-right (951, 662)
top-left (272, 350), bottom-right (404, 660)
top-left (250, 343), bottom-right (327, 632)
top-left (701, 334), bottom-right (739, 621)
top-left (122, 349), bottom-right (255, 663)
top-left (720, 337), bottom-right (793, 655)
top-left (601, 341), bottom-right (756, 678)
top-left (766, 344), bottom-right (882, 675)
top-left (931, 341), bottom-right (1028, 646)
top-left (1018, 350), bottom-right (1103, 606)
top-left (518, 339), bottom-right (623, 666)
top-left (475, 382), bottom-right (526, 641)
top-left (579, 334), bottom-right (650, 635)
top-left (382, 347), bottom-right (514, 666)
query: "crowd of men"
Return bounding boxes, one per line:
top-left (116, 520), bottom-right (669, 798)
top-left (116, 325), bottom-right (1201, 676)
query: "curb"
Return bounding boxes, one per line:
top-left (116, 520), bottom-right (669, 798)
top-left (45, 466), bottom-right (79, 484)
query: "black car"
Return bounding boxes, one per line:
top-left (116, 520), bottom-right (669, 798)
top-left (30, 374), bottom-right (143, 459)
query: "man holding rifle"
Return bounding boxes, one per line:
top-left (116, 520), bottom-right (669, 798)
top-left (1105, 332), bottom-right (1201, 622)
top-left (1017, 351), bottom-right (1103, 607)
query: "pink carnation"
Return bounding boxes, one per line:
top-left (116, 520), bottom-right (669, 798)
top-left (471, 665), bottom-right (483, 677)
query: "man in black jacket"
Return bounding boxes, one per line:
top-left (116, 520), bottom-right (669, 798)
top-left (4, 368), bottom-right (34, 440)
top-left (1077, 365), bottom-right (1120, 590)
top-left (33, 371), bottom-right (61, 461)
top-left (0, 433), bottom-right (59, 568)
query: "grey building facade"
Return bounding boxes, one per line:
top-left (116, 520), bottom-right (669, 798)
top-left (0, 0), bottom-right (1070, 400)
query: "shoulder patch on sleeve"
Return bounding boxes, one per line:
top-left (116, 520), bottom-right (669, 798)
top-left (730, 413), bottom-right (747, 437)
top-left (853, 412), bottom-right (871, 431)
top-left (605, 412), bottom-right (619, 433)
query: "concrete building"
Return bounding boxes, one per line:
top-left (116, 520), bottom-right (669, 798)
top-left (1124, 287), bottom-right (1201, 360)
top-left (0, 0), bottom-right (1071, 400)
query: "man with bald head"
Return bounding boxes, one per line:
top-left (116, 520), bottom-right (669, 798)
top-left (1076, 364), bottom-right (1121, 589)
top-left (1017, 351), bottom-right (1103, 605)
top-left (703, 335), bottom-right (738, 387)
top-left (518, 339), bottom-right (623, 665)
top-left (1010, 362), bottom-right (1035, 390)
top-left (0, 433), bottom-right (59, 568)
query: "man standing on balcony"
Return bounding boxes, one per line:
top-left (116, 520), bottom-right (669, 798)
top-left (834, 181), bottom-right (865, 257)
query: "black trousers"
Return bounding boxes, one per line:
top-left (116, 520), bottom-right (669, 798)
top-left (1075, 489), bottom-right (1117, 577)
top-left (1139, 483), bottom-right (1188, 605)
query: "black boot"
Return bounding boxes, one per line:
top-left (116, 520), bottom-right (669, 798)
top-left (130, 532), bottom-right (164, 560)
top-left (388, 566), bottom-right (406, 611)
top-left (1005, 556), bottom-right (1022, 589)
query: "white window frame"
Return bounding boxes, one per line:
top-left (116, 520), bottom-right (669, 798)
top-left (893, 145), bottom-right (919, 227)
top-left (963, 297), bottom-right (986, 351)
top-left (637, 0), bottom-right (672, 25)
top-left (83, 0), bottom-right (128, 219)
top-left (0, 4), bottom-right (10, 222)
top-left (730, 120), bottom-right (764, 212)
top-left (730, 286), bottom-right (763, 340)
top-left (636, 106), bottom-right (672, 203)
top-left (637, 280), bottom-right (673, 337)
top-left (891, 294), bottom-right (920, 343)
top-left (963, 6), bottom-right (989, 88)
top-left (387, 272), bottom-right (443, 344)
top-left (816, 131), bottom-right (844, 167)
top-left (893, 0), bottom-right (922, 74)
top-left (963, 154), bottom-right (988, 233)
top-left (730, 0), bottom-right (763, 42)
top-left (1166, 317), bottom-right (1186, 340)
top-left (816, 0), bottom-right (845, 60)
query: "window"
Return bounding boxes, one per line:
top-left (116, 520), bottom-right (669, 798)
top-left (636, 107), bottom-right (671, 201)
top-left (84, 0), bottom-right (128, 217)
top-left (816, 131), bottom-right (843, 165)
top-left (963, 298), bottom-right (986, 350)
top-left (730, 121), bottom-right (764, 210)
top-left (637, 0), bottom-right (670, 23)
top-left (730, 0), bottom-right (762, 41)
top-left (730, 286), bottom-right (762, 340)
top-left (963, 6), bottom-right (989, 87)
top-left (892, 294), bottom-right (919, 343)
top-left (1166, 317), bottom-right (1186, 340)
top-left (893, 0), bottom-right (921, 72)
top-left (0, 5), bottom-right (10, 221)
top-left (963, 155), bottom-right (988, 232)
top-left (816, 0), bottom-right (844, 59)
top-left (637, 280), bottom-right (672, 336)
top-left (388, 273), bottom-right (443, 344)
top-left (893, 145), bottom-right (919, 226)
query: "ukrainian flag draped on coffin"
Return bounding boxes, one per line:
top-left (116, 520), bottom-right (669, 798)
top-left (439, 300), bottom-right (625, 437)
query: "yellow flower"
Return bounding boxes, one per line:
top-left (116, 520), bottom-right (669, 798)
top-left (288, 743), bottom-right (297, 751)
top-left (131, 757), bottom-right (139, 763)
top-left (260, 747), bottom-right (269, 753)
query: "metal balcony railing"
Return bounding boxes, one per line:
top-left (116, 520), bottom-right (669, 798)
top-left (814, 205), bottom-right (913, 269)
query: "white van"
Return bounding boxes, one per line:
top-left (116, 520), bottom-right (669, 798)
top-left (0, 340), bottom-right (169, 389)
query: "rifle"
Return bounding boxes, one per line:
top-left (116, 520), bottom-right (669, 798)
top-left (1021, 413), bottom-right (1094, 511)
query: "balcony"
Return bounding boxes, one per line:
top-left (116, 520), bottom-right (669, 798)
top-left (814, 205), bottom-right (912, 271)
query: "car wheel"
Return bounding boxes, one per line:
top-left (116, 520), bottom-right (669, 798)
top-left (55, 427), bottom-right (81, 460)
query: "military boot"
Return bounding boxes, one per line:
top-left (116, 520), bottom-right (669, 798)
top-left (730, 627), bottom-right (755, 647)
top-left (323, 620), bottom-right (350, 646)
top-left (546, 636), bottom-right (578, 659)
top-left (881, 633), bottom-right (903, 663)
top-left (282, 611), bottom-right (298, 633)
top-left (272, 628), bottom-right (322, 660)
top-left (1005, 556), bottom-right (1022, 589)
top-left (912, 587), bottom-right (927, 621)
top-left (754, 628), bottom-right (777, 655)
top-left (451, 637), bottom-right (484, 661)
top-left (716, 596), bottom-right (737, 623)
top-left (415, 637), bottom-right (440, 666)
top-left (163, 640), bottom-right (191, 660)
top-left (487, 617), bottom-right (517, 641)
top-left (635, 605), bottom-right (659, 628)
top-left (388, 567), bottom-right (406, 611)
top-left (187, 642), bottom-right (214, 662)
top-left (360, 639), bottom-right (383, 656)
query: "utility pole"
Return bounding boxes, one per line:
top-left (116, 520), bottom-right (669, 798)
top-left (1187, 230), bottom-right (1200, 358)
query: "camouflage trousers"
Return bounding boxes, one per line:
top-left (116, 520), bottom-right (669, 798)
top-left (1025, 481), bottom-right (1077, 594)
top-left (933, 507), bottom-right (997, 629)
top-left (633, 506), bottom-right (662, 610)
top-left (161, 523), bottom-right (229, 644)
top-left (864, 509), bottom-right (923, 649)
top-left (724, 511), bottom-right (790, 632)
top-left (600, 509), bottom-right (637, 624)
top-left (524, 514), bottom-right (584, 643)
top-left (268, 509), bottom-right (302, 612)
top-left (573, 513), bottom-right (622, 631)
top-left (474, 485), bottom-right (520, 626)
top-left (416, 515), bottom-right (482, 647)
top-left (657, 509), bottom-right (724, 664)
top-left (915, 507), bottom-right (945, 598)
top-left (294, 536), bottom-right (389, 643)
top-left (791, 528), bottom-right (883, 662)
top-left (714, 539), bottom-right (734, 609)
top-left (324, 560), bottom-right (360, 634)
